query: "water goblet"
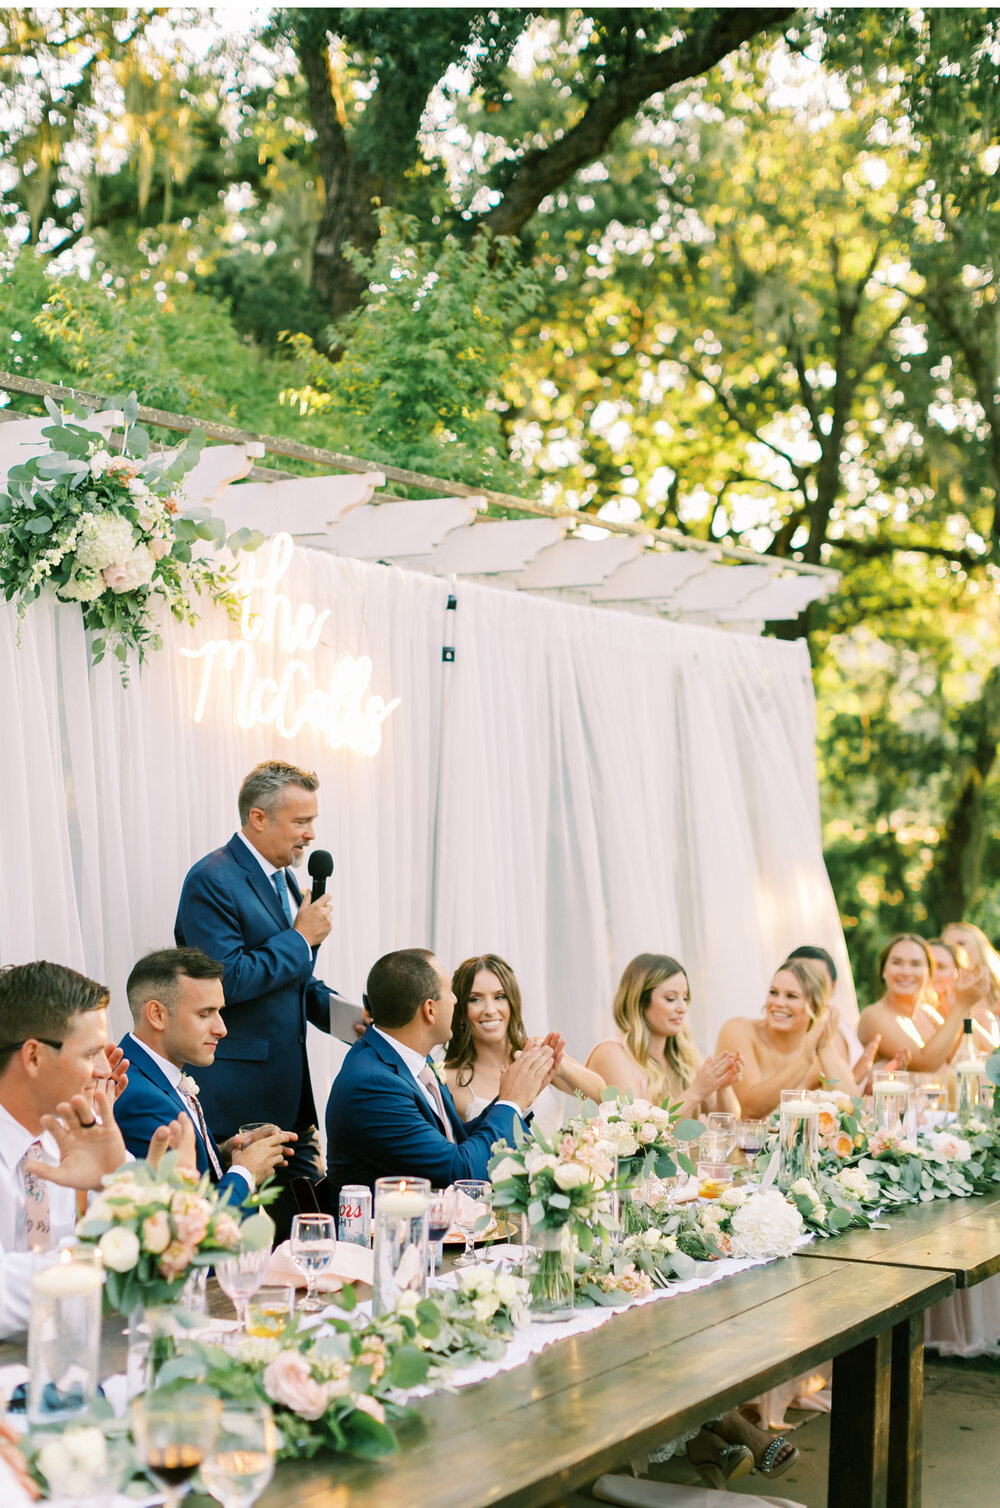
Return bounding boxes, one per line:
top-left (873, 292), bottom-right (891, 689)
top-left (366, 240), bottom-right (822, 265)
top-left (706, 1112), bottom-right (736, 1156)
top-left (132, 1393), bottom-right (222, 1508)
top-left (215, 1245), bottom-right (271, 1333)
top-left (427, 1187), bottom-right (458, 1282)
top-left (200, 1402), bottom-right (277, 1508)
top-left (452, 1180), bottom-right (492, 1267)
top-left (289, 1212), bottom-right (337, 1312)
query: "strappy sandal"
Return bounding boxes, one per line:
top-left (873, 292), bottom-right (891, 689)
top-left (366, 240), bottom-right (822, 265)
top-left (687, 1431), bottom-right (754, 1490)
top-left (757, 1435), bottom-right (799, 1478)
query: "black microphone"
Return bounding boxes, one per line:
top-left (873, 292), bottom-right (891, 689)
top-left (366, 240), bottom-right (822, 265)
top-left (307, 849), bottom-right (334, 901)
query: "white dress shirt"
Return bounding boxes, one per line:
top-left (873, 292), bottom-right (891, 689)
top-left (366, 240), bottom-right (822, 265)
top-left (236, 830), bottom-right (311, 962)
top-left (127, 1034), bottom-right (253, 1195)
top-left (0, 1100), bottom-right (77, 1337)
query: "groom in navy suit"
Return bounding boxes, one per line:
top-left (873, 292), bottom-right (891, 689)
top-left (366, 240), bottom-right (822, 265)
top-left (175, 761), bottom-right (362, 1233)
top-left (113, 949), bottom-right (297, 1204)
top-left (327, 949), bottom-right (558, 1205)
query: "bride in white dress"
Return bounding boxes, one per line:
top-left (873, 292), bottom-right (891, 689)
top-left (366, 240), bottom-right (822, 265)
top-left (442, 954), bottom-right (603, 1135)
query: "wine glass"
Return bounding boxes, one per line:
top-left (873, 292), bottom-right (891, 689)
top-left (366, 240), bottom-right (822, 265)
top-left (452, 1180), bottom-right (491, 1268)
top-left (289, 1212), bottom-right (337, 1312)
top-left (427, 1187), bottom-right (457, 1283)
top-left (132, 1394), bottom-right (221, 1507)
top-left (215, 1245), bottom-right (271, 1332)
top-left (200, 1402), bottom-right (277, 1508)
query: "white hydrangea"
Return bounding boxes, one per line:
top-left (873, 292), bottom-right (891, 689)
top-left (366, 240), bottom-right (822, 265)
top-left (834, 1167), bottom-right (875, 1200)
top-left (88, 448), bottom-right (113, 478)
top-left (38, 1426), bottom-right (108, 1498)
top-left (127, 475), bottom-right (150, 499)
top-left (728, 1190), bottom-right (804, 1259)
top-left (58, 567), bottom-right (106, 603)
top-left (74, 510), bottom-right (135, 572)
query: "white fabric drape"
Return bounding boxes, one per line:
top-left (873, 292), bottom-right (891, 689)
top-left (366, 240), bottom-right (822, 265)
top-left (0, 541), bottom-right (853, 1091)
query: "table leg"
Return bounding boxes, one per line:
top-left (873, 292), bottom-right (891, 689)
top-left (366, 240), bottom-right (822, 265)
top-left (887, 1313), bottom-right (923, 1508)
top-left (828, 1329), bottom-right (891, 1508)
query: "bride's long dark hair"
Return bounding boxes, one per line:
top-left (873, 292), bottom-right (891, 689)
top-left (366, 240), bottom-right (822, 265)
top-left (445, 954), bottom-right (528, 1089)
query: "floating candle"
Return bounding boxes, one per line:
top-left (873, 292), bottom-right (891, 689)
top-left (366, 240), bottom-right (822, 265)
top-left (376, 1192), bottom-right (431, 1218)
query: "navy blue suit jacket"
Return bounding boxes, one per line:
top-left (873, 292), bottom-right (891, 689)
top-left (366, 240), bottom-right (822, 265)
top-left (325, 1027), bottom-right (521, 1205)
top-left (174, 834), bottom-right (349, 1140)
top-left (112, 1034), bottom-right (250, 1206)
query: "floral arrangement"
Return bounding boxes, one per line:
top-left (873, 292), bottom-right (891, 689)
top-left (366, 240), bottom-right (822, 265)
top-left (75, 1152), bottom-right (272, 1316)
top-left (489, 1119), bottom-right (617, 1249)
top-left (577, 1091), bottom-right (703, 1234)
top-left (383, 1267), bottom-right (531, 1371)
top-left (0, 391), bottom-right (263, 681)
top-left (703, 1187), bottom-right (806, 1259)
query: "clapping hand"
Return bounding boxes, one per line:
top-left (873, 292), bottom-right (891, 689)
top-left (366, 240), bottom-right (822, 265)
top-left (692, 1050), bottom-right (742, 1100)
top-left (26, 1085), bottom-right (128, 1189)
top-left (499, 1041), bottom-right (555, 1112)
top-left (103, 1042), bottom-right (130, 1100)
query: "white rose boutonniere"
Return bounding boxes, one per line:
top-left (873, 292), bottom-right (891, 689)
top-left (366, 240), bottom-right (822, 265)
top-left (432, 1061), bottom-right (447, 1085)
top-left (179, 1073), bottom-right (200, 1097)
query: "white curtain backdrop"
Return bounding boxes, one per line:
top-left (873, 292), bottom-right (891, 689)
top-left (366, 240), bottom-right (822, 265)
top-left (0, 539), bottom-right (855, 1121)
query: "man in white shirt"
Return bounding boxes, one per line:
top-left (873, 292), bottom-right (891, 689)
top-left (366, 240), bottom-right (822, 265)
top-left (0, 960), bottom-right (187, 1337)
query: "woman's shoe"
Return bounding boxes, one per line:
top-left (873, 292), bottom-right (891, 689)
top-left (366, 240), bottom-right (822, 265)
top-left (757, 1435), bottom-right (799, 1478)
top-left (686, 1430), bottom-right (754, 1490)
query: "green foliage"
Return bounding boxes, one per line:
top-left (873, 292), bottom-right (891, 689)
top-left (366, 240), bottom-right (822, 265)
top-left (282, 211), bottom-right (543, 489)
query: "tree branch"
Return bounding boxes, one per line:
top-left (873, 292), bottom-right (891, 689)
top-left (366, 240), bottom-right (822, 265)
top-left (480, 7), bottom-right (796, 239)
top-left (829, 535), bottom-right (993, 569)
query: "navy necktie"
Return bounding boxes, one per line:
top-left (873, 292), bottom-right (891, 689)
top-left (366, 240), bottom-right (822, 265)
top-left (273, 869), bottom-right (293, 925)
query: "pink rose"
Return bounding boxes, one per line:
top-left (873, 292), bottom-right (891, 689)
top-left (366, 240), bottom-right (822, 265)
top-left (158, 1240), bottom-right (196, 1281)
top-left (170, 1192), bottom-right (211, 1245)
top-left (354, 1395), bottom-right (386, 1425)
top-left (101, 563), bottom-right (130, 591)
top-left (148, 534), bottom-right (172, 560)
top-left (211, 1213), bottom-right (241, 1249)
top-left (142, 1211), bottom-right (172, 1254)
top-left (263, 1351), bottom-right (332, 1421)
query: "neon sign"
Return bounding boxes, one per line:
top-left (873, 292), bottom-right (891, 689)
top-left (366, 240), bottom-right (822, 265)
top-left (180, 533), bottom-right (401, 756)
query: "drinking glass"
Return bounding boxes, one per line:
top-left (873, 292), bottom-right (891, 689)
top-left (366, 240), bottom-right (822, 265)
top-left (706, 1112), bottom-right (736, 1156)
top-left (200, 1402), bottom-right (277, 1508)
top-left (452, 1180), bottom-right (492, 1267)
top-left (427, 1188), bottom-right (457, 1283)
top-left (215, 1246), bottom-right (271, 1332)
top-left (238, 1122), bottom-right (277, 1142)
top-left (245, 1286), bottom-right (295, 1339)
top-left (132, 1394), bottom-right (222, 1507)
top-left (289, 1213), bottom-right (337, 1312)
top-left (735, 1118), bottom-right (770, 1154)
top-left (27, 1247), bottom-right (104, 1426)
top-left (698, 1129), bottom-right (730, 1164)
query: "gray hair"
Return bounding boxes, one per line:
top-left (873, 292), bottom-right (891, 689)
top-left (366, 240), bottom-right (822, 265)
top-left (238, 760), bottom-right (319, 824)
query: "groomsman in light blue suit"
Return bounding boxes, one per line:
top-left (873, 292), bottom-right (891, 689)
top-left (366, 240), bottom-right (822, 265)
top-left (113, 948), bottom-right (297, 1204)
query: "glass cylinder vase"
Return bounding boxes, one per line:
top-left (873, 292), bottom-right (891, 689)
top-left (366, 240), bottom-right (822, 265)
top-left (872, 1069), bottom-right (914, 1139)
top-left (28, 1247), bottom-right (105, 1426)
top-left (778, 1092), bottom-right (820, 1193)
top-left (526, 1225), bottom-right (575, 1322)
top-left (372, 1177), bottom-right (430, 1318)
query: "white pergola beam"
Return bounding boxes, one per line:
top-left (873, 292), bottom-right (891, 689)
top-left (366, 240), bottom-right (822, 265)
top-left (215, 472), bottom-right (386, 537)
top-left (323, 496), bottom-right (481, 559)
top-left (715, 575), bottom-right (832, 620)
top-left (590, 550), bottom-right (707, 602)
top-left (516, 533), bottom-right (644, 589)
top-left (663, 564), bottom-right (779, 612)
top-left (431, 518), bottom-right (566, 574)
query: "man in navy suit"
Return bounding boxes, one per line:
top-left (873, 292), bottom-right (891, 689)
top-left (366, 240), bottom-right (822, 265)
top-left (113, 948), bottom-right (297, 1205)
top-left (327, 949), bottom-right (557, 1205)
top-left (175, 761), bottom-right (362, 1233)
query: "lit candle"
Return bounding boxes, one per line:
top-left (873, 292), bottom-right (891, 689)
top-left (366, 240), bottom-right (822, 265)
top-left (32, 1263), bottom-right (104, 1297)
top-left (377, 1192), bottom-right (431, 1218)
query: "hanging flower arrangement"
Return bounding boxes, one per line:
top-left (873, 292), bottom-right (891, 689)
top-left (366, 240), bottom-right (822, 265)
top-left (0, 391), bottom-right (263, 682)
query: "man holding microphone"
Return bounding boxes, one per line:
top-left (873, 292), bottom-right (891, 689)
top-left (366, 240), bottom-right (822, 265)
top-left (175, 759), bottom-right (361, 1236)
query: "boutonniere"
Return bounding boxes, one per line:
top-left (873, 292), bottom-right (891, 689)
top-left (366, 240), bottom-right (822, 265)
top-left (432, 1061), bottom-right (447, 1085)
top-left (179, 1073), bottom-right (200, 1097)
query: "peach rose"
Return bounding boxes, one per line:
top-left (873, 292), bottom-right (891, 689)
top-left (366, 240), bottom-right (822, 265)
top-left (142, 1211), bottom-right (172, 1254)
top-left (817, 1111), bottom-right (837, 1136)
top-left (170, 1192), bottom-right (211, 1245)
top-left (158, 1240), bottom-right (196, 1281)
top-left (263, 1351), bottom-right (332, 1421)
top-left (100, 563), bottom-right (130, 591)
top-left (832, 1132), bottom-right (854, 1158)
top-left (211, 1213), bottom-right (242, 1249)
top-left (354, 1395), bottom-right (386, 1425)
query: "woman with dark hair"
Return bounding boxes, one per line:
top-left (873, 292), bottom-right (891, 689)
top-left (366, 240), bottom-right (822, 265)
top-left (443, 955), bottom-right (603, 1123)
top-left (858, 933), bottom-right (969, 1073)
top-left (586, 953), bottom-right (741, 1117)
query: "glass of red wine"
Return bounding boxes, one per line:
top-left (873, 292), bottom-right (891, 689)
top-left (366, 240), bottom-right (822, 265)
top-left (132, 1393), bottom-right (222, 1506)
top-left (427, 1187), bottom-right (457, 1283)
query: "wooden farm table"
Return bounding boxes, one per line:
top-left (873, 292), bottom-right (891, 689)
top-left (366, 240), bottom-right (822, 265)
top-left (3, 1255), bottom-right (949, 1508)
top-left (797, 1184), bottom-right (1000, 1287)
